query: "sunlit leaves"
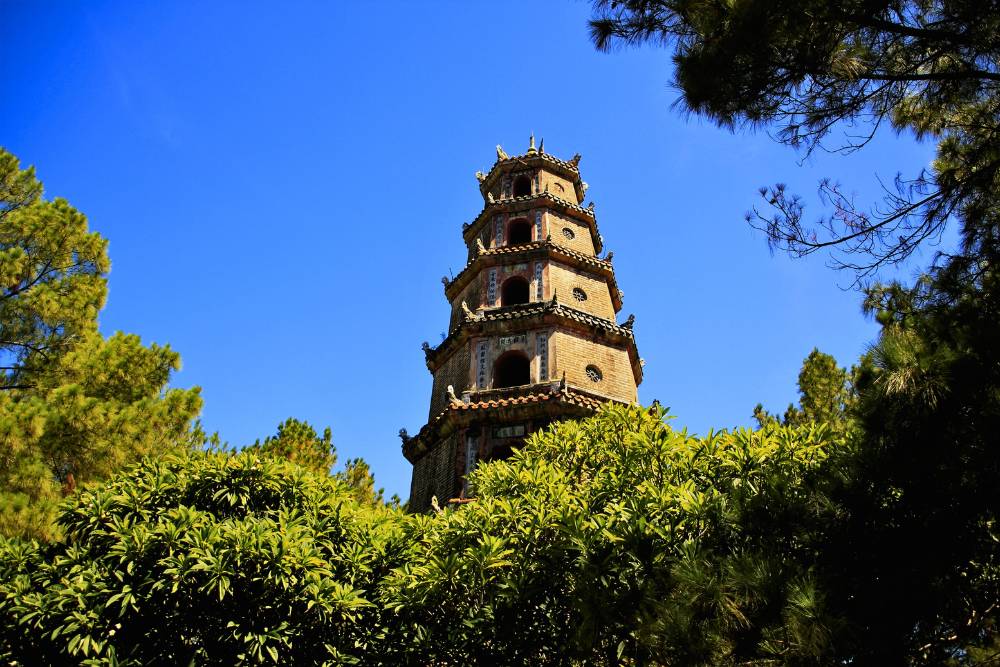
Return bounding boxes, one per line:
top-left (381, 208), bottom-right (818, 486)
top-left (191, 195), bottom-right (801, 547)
top-left (390, 404), bottom-right (840, 665)
top-left (0, 451), bottom-right (405, 665)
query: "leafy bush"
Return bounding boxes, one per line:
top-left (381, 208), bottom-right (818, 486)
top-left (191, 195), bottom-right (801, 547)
top-left (389, 404), bottom-right (840, 666)
top-left (0, 406), bottom-right (844, 665)
top-left (0, 452), bottom-right (405, 665)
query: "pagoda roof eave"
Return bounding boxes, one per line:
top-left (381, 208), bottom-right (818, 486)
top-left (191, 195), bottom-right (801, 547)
top-left (478, 151), bottom-right (586, 202)
top-left (402, 382), bottom-right (614, 463)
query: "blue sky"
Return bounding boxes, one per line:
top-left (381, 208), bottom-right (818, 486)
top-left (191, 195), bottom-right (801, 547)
top-left (1, 2), bottom-right (938, 500)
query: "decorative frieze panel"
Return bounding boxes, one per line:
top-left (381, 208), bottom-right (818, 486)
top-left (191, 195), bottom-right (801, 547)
top-left (537, 332), bottom-right (548, 380)
top-left (476, 340), bottom-right (489, 389)
top-left (493, 424), bottom-right (526, 439)
top-left (487, 268), bottom-right (498, 305)
top-left (497, 334), bottom-right (527, 349)
top-left (463, 431), bottom-right (479, 495)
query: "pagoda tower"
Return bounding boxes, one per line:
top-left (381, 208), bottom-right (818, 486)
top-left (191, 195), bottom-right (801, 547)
top-left (402, 138), bottom-right (643, 510)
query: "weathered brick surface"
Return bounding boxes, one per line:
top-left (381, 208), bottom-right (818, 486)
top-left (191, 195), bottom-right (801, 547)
top-left (548, 260), bottom-right (616, 320)
top-left (550, 329), bottom-right (637, 402)
top-left (409, 432), bottom-right (459, 510)
top-left (546, 211), bottom-right (596, 255)
top-left (429, 342), bottom-right (472, 418)
top-left (538, 172), bottom-right (580, 204)
top-left (448, 279), bottom-right (482, 330)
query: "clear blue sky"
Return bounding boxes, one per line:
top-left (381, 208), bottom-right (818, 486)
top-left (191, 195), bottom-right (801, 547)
top-left (1, 2), bottom-right (937, 500)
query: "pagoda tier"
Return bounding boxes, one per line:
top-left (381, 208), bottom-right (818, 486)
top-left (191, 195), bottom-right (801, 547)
top-left (444, 238), bottom-right (625, 317)
top-left (403, 139), bottom-right (644, 511)
top-left (461, 191), bottom-right (605, 260)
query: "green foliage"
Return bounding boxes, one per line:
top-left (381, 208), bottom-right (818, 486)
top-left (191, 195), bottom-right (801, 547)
top-left (754, 348), bottom-right (853, 429)
top-left (246, 418), bottom-right (337, 477)
top-left (0, 150), bottom-right (108, 375)
top-left (389, 404), bottom-right (840, 666)
top-left (818, 254), bottom-right (1000, 664)
top-left (589, 0), bottom-right (1000, 279)
top-left (0, 148), bottom-right (202, 541)
top-left (0, 451), bottom-right (406, 666)
top-left (0, 406), bottom-right (844, 665)
top-left (337, 458), bottom-right (388, 506)
top-left (590, 5), bottom-right (1000, 659)
top-left (246, 419), bottom-right (389, 506)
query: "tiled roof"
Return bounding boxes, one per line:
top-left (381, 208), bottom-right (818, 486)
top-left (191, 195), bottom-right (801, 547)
top-left (444, 239), bottom-right (617, 302)
top-left (402, 382), bottom-right (612, 462)
top-left (452, 300), bottom-right (631, 339)
top-left (478, 151), bottom-right (583, 198)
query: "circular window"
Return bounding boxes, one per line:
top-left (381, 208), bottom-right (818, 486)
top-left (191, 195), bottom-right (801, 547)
top-left (585, 365), bottom-right (603, 382)
top-left (561, 227), bottom-right (575, 240)
top-left (572, 287), bottom-right (587, 302)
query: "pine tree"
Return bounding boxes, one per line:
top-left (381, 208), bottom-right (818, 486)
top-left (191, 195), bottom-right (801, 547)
top-left (0, 148), bottom-right (203, 541)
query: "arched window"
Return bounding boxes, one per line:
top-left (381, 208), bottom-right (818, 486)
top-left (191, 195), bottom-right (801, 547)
top-left (493, 351), bottom-right (530, 388)
top-left (488, 442), bottom-right (515, 462)
top-left (500, 276), bottom-right (530, 306)
top-left (513, 175), bottom-right (531, 197)
top-left (507, 218), bottom-right (532, 245)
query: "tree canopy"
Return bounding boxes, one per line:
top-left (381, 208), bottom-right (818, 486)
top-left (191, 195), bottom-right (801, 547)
top-left (0, 405), bottom-right (844, 665)
top-left (589, 7), bottom-right (1000, 658)
top-left (754, 348), bottom-right (853, 429)
top-left (0, 148), bottom-right (203, 541)
top-left (590, 0), bottom-right (1000, 280)
top-left (246, 417), bottom-right (389, 506)
top-left (0, 451), bottom-right (405, 665)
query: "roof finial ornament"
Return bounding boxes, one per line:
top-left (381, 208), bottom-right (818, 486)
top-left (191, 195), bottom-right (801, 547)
top-left (446, 384), bottom-right (461, 404)
top-left (496, 145), bottom-right (509, 160)
top-left (441, 275), bottom-right (450, 288)
top-left (587, 201), bottom-right (595, 212)
top-left (527, 133), bottom-right (537, 155)
top-left (622, 314), bottom-right (635, 330)
top-left (475, 238), bottom-right (486, 254)
top-left (538, 137), bottom-right (545, 154)
top-left (551, 289), bottom-right (558, 306)
top-left (569, 153), bottom-right (582, 167)
top-left (398, 428), bottom-right (409, 443)
top-left (475, 170), bottom-right (486, 183)
top-left (461, 300), bottom-right (476, 320)
top-left (487, 192), bottom-right (495, 204)
top-left (604, 251), bottom-right (614, 262)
